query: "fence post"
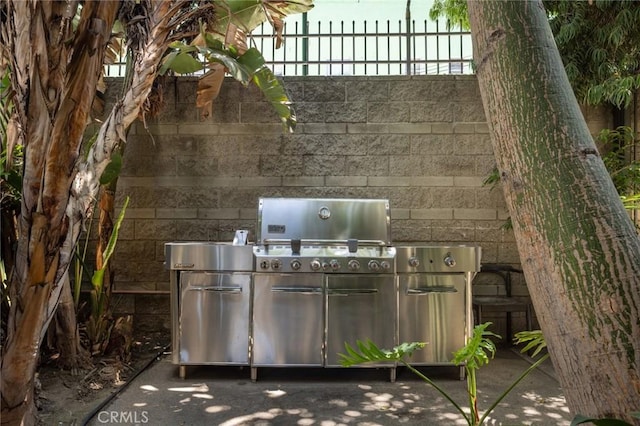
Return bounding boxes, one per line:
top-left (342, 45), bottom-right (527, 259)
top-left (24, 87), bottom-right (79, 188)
top-left (302, 13), bottom-right (309, 76)
top-left (405, 0), bottom-right (411, 75)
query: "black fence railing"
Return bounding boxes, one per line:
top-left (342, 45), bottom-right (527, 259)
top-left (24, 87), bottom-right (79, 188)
top-left (104, 19), bottom-right (472, 77)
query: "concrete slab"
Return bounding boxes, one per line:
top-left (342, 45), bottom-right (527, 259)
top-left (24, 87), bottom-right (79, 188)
top-left (85, 348), bottom-right (570, 425)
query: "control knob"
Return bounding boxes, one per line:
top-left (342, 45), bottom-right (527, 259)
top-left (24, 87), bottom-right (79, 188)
top-left (368, 260), bottom-right (380, 271)
top-left (290, 259), bottom-right (302, 271)
top-left (408, 257), bottom-right (420, 267)
top-left (444, 253), bottom-right (456, 267)
top-left (259, 260), bottom-right (270, 270)
top-left (347, 259), bottom-right (360, 271)
top-left (310, 259), bottom-right (322, 271)
top-left (271, 259), bottom-right (282, 270)
top-left (380, 260), bottom-right (391, 271)
top-left (330, 259), bottom-right (341, 271)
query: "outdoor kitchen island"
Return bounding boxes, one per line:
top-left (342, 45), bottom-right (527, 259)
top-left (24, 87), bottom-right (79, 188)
top-left (165, 198), bottom-right (481, 381)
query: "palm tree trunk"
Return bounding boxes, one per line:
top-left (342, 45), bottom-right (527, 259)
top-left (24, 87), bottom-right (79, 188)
top-left (467, 1), bottom-right (640, 422)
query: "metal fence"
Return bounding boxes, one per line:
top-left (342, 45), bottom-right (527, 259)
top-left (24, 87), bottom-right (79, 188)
top-left (104, 19), bottom-right (473, 77)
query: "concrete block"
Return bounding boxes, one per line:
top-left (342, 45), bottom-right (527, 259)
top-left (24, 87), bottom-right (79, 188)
top-left (386, 123), bottom-right (432, 134)
top-left (368, 176), bottom-right (412, 187)
top-left (455, 134), bottom-right (493, 155)
top-left (304, 79), bottom-right (347, 102)
top-left (134, 220), bottom-right (176, 240)
top-left (197, 209), bottom-right (240, 219)
top-left (390, 208), bottom-right (411, 220)
top-left (325, 176), bottom-right (368, 187)
top-left (219, 123), bottom-right (283, 135)
top-left (389, 155), bottom-right (422, 176)
top-left (347, 123), bottom-right (391, 134)
top-left (453, 176), bottom-right (484, 187)
top-left (218, 156), bottom-right (261, 177)
top-left (410, 101), bottom-right (454, 123)
top-left (368, 134), bottom-right (411, 155)
top-left (453, 102), bottom-right (486, 122)
top-left (176, 155), bottom-right (218, 176)
top-left (175, 187), bottom-right (219, 209)
top-left (368, 102), bottom-right (411, 123)
top-left (303, 155), bottom-right (346, 175)
top-left (303, 123), bottom-right (348, 134)
top-left (453, 123), bottom-right (477, 134)
top-left (326, 102), bottom-right (368, 123)
top-left (411, 208), bottom-right (453, 220)
top-left (240, 102), bottom-right (281, 123)
top-left (454, 208), bottom-right (497, 220)
top-left (346, 80), bottom-right (390, 102)
top-left (431, 123), bottom-right (454, 134)
top-left (412, 176), bottom-right (454, 187)
top-left (411, 134), bottom-right (455, 155)
top-left (346, 155), bottom-right (389, 176)
top-left (392, 220), bottom-right (432, 241)
top-left (124, 209), bottom-right (156, 219)
top-left (294, 102), bottom-right (327, 123)
top-left (282, 176), bottom-right (325, 186)
top-left (389, 78), bottom-right (455, 102)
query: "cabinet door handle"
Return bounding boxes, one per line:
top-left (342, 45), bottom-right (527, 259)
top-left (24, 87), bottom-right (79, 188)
top-left (328, 289), bottom-right (378, 295)
top-left (189, 286), bottom-right (242, 293)
top-left (271, 287), bottom-right (323, 294)
top-left (407, 286), bottom-right (457, 295)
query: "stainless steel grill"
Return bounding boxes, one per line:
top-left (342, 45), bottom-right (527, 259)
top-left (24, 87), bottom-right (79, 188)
top-left (166, 198), bottom-right (481, 382)
top-left (252, 198), bottom-right (397, 381)
top-left (253, 198), bottom-right (395, 274)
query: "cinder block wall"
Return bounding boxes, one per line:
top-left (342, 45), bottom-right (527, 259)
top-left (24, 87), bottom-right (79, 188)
top-left (107, 75), bottom-right (610, 336)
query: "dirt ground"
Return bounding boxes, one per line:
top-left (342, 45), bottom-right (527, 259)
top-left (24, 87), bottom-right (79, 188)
top-left (36, 331), bottom-right (170, 426)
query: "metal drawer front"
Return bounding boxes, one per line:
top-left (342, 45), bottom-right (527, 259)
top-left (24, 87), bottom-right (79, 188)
top-left (398, 274), bottom-right (466, 364)
top-left (179, 272), bottom-right (251, 365)
top-left (252, 274), bottom-right (324, 366)
top-left (325, 275), bottom-right (397, 367)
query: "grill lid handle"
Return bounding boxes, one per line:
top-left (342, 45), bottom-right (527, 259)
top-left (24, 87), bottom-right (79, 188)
top-left (347, 238), bottom-right (358, 253)
top-left (291, 238), bottom-right (301, 255)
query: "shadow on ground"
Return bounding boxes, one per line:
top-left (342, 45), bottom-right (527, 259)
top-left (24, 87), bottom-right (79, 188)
top-left (85, 347), bottom-right (570, 426)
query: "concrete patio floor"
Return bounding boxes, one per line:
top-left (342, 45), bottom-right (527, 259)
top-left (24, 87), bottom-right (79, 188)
top-left (84, 346), bottom-right (570, 425)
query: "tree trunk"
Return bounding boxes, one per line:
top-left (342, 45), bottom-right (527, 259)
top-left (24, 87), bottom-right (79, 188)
top-left (467, 1), bottom-right (640, 422)
top-left (46, 274), bottom-right (91, 371)
top-left (1, 2), bottom-right (203, 423)
top-left (1, 2), bottom-right (120, 423)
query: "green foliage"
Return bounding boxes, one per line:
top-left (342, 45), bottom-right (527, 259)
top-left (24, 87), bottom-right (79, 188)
top-left (428, 0), bottom-right (469, 30)
top-left (339, 323), bottom-right (550, 426)
top-left (598, 126), bottom-right (640, 210)
top-left (513, 329), bottom-right (547, 358)
top-left (0, 69), bottom-right (20, 207)
top-left (544, 1), bottom-right (640, 108)
top-left (571, 412), bottom-right (640, 426)
top-left (338, 340), bottom-right (426, 366)
top-left (86, 196), bottom-right (129, 355)
top-left (99, 152), bottom-right (123, 185)
top-left (160, 31), bottom-right (297, 131)
top-left (211, 0), bottom-right (313, 35)
top-left (429, 0), bottom-right (640, 109)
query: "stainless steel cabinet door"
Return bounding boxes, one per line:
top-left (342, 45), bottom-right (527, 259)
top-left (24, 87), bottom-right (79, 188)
top-left (398, 274), bottom-right (466, 364)
top-left (325, 274), bottom-right (397, 367)
top-left (252, 273), bottom-right (324, 366)
top-left (179, 272), bottom-right (251, 364)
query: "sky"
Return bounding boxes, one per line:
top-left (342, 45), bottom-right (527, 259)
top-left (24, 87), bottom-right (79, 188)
top-left (305, 0), bottom-right (437, 22)
top-left (260, 0), bottom-right (471, 76)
